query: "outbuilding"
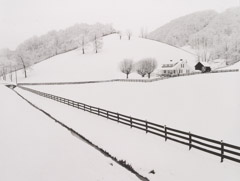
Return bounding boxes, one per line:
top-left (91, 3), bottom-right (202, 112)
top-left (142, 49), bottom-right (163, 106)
top-left (195, 62), bottom-right (211, 73)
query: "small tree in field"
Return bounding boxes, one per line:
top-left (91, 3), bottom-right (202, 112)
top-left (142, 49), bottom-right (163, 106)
top-left (141, 58), bottom-right (158, 78)
top-left (119, 59), bottom-right (134, 79)
top-left (135, 60), bottom-right (147, 77)
top-left (126, 30), bottom-right (132, 40)
top-left (92, 34), bottom-right (103, 53)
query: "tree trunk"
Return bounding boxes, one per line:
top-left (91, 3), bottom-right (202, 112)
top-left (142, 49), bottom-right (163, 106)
top-left (82, 48), bottom-right (85, 54)
top-left (126, 74), bottom-right (129, 79)
top-left (23, 66), bottom-right (27, 78)
top-left (20, 56), bottom-right (27, 78)
top-left (15, 68), bottom-right (18, 84)
top-left (148, 73), bottom-right (150, 79)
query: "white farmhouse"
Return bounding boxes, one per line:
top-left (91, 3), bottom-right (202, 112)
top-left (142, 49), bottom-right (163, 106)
top-left (159, 59), bottom-right (193, 76)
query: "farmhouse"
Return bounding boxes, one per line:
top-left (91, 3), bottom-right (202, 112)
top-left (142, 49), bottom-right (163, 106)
top-left (159, 59), bottom-right (193, 76)
top-left (195, 62), bottom-right (211, 72)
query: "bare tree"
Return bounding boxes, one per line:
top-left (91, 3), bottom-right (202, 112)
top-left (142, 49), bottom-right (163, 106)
top-left (135, 60), bottom-right (147, 77)
top-left (126, 30), bottom-right (132, 40)
top-left (141, 58), bottom-right (158, 78)
top-left (14, 45), bottom-right (34, 78)
top-left (16, 54), bottom-right (27, 78)
top-left (140, 27), bottom-right (148, 38)
top-left (119, 59), bottom-right (134, 79)
top-left (118, 31), bottom-right (122, 40)
top-left (78, 35), bottom-right (89, 54)
top-left (92, 34), bottom-right (103, 53)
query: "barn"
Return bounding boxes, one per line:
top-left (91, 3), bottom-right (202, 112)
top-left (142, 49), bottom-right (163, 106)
top-left (195, 62), bottom-right (211, 73)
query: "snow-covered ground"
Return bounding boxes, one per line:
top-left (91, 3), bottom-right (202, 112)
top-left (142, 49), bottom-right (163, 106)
top-left (24, 71), bottom-right (240, 146)
top-left (12, 34), bottom-right (197, 83)
top-left (15, 83), bottom-right (240, 181)
top-left (2, 33), bottom-right (240, 181)
top-left (0, 85), bottom-right (140, 181)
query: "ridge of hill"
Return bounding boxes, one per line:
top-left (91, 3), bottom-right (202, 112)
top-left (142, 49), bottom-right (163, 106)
top-left (148, 7), bottom-right (240, 64)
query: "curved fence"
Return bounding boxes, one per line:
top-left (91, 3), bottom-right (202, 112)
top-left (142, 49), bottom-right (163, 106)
top-left (17, 69), bottom-right (238, 86)
top-left (18, 85), bottom-right (240, 164)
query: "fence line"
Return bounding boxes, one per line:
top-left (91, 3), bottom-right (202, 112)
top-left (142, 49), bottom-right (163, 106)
top-left (18, 85), bottom-right (240, 164)
top-left (17, 69), bottom-right (239, 86)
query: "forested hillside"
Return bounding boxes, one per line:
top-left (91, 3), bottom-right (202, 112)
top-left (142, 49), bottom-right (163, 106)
top-left (0, 23), bottom-right (115, 78)
top-left (148, 7), bottom-right (240, 64)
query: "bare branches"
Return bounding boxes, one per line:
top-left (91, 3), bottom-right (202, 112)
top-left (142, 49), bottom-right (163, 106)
top-left (137, 58), bottom-right (158, 78)
top-left (92, 34), bottom-right (103, 53)
top-left (119, 59), bottom-right (134, 79)
top-left (126, 30), bottom-right (132, 40)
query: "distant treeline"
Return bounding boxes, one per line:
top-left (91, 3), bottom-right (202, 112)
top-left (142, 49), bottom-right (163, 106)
top-left (148, 8), bottom-right (240, 64)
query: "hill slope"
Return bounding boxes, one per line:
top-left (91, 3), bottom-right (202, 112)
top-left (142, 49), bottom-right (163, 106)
top-left (148, 10), bottom-right (218, 47)
top-left (148, 7), bottom-right (240, 63)
top-left (15, 34), bottom-right (196, 83)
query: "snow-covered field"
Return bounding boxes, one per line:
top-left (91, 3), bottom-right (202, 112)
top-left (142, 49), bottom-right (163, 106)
top-left (15, 82), bottom-right (240, 181)
top-left (24, 70), bottom-right (240, 146)
top-left (14, 34), bottom-right (197, 83)
top-left (2, 33), bottom-right (240, 181)
top-left (0, 85), bottom-right (140, 181)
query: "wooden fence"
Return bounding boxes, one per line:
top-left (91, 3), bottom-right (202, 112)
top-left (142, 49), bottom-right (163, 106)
top-left (18, 85), bottom-right (240, 164)
top-left (17, 69), bottom-right (238, 86)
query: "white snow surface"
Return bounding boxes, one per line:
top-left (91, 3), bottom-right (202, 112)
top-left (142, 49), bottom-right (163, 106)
top-left (15, 80), bottom-right (240, 181)
top-left (0, 85), bottom-right (140, 181)
top-left (16, 34), bottom-right (197, 83)
top-left (25, 72), bottom-right (240, 146)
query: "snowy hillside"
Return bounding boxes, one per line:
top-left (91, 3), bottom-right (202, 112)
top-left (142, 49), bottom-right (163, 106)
top-left (15, 71), bottom-right (240, 181)
top-left (148, 10), bottom-right (217, 46)
top-left (15, 34), bottom-right (196, 83)
top-left (0, 85), bottom-right (139, 181)
top-left (148, 7), bottom-right (240, 64)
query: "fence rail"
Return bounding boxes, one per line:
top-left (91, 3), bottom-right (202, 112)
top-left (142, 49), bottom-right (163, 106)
top-left (17, 69), bottom-right (239, 86)
top-left (18, 85), bottom-right (240, 164)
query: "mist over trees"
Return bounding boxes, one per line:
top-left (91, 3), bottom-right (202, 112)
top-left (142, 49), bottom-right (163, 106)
top-left (0, 23), bottom-right (115, 79)
top-left (148, 7), bottom-right (240, 64)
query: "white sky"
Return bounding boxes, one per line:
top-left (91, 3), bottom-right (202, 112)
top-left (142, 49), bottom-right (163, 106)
top-left (0, 0), bottom-right (239, 50)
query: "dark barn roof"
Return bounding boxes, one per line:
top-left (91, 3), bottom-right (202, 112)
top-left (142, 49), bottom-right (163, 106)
top-left (195, 62), bottom-right (211, 72)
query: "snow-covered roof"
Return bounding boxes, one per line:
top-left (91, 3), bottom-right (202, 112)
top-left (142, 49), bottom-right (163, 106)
top-left (198, 61), bottom-right (211, 67)
top-left (161, 59), bottom-right (188, 70)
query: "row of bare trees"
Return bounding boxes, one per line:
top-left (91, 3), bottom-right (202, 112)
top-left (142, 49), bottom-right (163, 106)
top-left (119, 58), bottom-right (158, 79)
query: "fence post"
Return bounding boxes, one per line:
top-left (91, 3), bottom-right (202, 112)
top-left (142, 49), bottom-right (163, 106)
top-left (221, 140), bottom-right (224, 163)
top-left (117, 113), bottom-right (119, 123)
top-left (90, 106), bottom-right (92, 112)
top-left (146, 121), bottom-right (148, 133)
top-left (98, 108), bottom-right (100, 115)
top-left (130, 116), bottom-right (132, 128)
top-left (84, 104), bottom-right (85, 111)
top-left (164, 125), bottom-right (167, 141)
top-left (107, 111), bottom-right (109, 119)
top-left (189, 132), bottom-right (192, 150)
